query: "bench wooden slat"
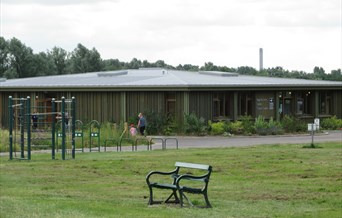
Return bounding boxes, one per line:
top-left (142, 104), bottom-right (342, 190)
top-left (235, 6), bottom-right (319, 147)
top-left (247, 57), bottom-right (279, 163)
top-left (175, 162), bottom-right (210, 170)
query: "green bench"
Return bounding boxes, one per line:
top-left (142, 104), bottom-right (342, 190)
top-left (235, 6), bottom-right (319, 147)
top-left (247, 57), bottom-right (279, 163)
top-left (146, 162), bottom-right (212, 208)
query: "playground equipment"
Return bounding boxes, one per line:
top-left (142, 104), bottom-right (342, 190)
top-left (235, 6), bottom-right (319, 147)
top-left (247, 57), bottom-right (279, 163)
top-left (89, 120), bottom-right (101, 152)
top-left (8, 96), bottom-right (76, 160)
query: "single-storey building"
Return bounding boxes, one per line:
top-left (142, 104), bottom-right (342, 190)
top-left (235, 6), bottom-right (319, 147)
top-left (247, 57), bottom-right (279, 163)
top-left (1, 68), bottom-right (341, 128)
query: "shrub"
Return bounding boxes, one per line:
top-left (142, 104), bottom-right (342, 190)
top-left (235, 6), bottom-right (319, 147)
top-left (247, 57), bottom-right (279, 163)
top-left (161, 115), bottom-right (179, 136)
top-left (240, 115), bottom-right (255, 134)
top-left (254, 116), bottom-right (269, 135)
top-left (209, 121), bottom-right (226, 135)
top-left (281, 115), bottom-right (306, 133)
top-left (145, 111), bottom-right (167, 135)
top-left (321, 116), bottom-right (342, 130)
top-left (268, 117), bottom-right (284, 135)
top-left (184, 113), bottom-right (208, 136)
top-left (227, 121), bottom-right (244, 135)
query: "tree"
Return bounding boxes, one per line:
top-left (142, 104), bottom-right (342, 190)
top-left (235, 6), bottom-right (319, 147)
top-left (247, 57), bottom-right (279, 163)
top-left (33, 52), bottom-right (57, 76)
top-left (328, 69), bottom-right (342, 81)
top-left (237, 66), bottom-right (257, 75)
top-left (69, 43), bottom-right (103, 73)
top-left (48, 47), bottom-right (68, 75)
top-left (201, 62), bottom-right (218, 71)
top-left (7, 37), bottom-right (35, 78)
top-left (313, 66), bottom-right (325, 80)
top-left (127, 58), bottom-right (142, 69)
top-left (103, 58), bottom-right (125, 71)
top-left (0, 37), bottom-right (9, 77)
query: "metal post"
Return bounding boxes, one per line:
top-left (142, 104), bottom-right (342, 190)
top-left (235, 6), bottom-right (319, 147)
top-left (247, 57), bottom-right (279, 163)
top-left (71, 97), bottom-right (76, 159)
top-left (20, 98), bottom-right (25, 159)
top-left (9, 96), bottom-right (13, 160)
top-left (51, 98), bottom-right (56, 160)
top-left (61, 97), bottom-right (66, 160)
top-left (311, 124), bottom-right (315, 148)
top-left (26, 96), bottom-right (31, 160)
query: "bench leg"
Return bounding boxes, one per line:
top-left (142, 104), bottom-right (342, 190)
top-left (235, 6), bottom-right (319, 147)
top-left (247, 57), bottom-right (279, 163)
top-left (165, 189), bottom-right (180, 204)
top-left (179, 190), bottom-right (212, 208)
top-left (148, 187), bottom-right (180, 205)
top-left (203, 192), bottom-right (212, 208)
top-left (147, 186), bottom-right (154, 205)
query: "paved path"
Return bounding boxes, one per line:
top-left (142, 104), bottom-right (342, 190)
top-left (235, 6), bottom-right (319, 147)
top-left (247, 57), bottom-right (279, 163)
top-left (118, 130), bottom-right (341, 151)
top-left (2, 131), bottom-right (341, 156)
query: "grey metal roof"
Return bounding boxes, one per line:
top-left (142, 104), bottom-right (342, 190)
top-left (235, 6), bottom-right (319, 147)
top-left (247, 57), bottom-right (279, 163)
top-left (1, 69), bottom-right (341, 90)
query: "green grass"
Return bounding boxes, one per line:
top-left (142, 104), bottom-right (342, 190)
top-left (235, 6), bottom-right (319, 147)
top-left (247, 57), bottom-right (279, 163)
top-left (1, 142), bottom-right (341, 218)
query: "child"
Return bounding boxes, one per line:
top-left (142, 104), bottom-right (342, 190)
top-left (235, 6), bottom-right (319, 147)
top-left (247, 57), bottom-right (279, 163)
top-left (130, 123), bottom-right (137, 136)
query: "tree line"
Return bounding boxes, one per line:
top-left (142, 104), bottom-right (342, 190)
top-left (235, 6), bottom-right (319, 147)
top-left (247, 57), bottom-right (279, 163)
top-left (0, 37), bottom-right (341, 81)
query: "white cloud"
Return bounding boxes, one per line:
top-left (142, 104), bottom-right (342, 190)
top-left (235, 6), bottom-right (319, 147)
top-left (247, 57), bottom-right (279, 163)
top-left (1, 0), bottom-right (341, 73)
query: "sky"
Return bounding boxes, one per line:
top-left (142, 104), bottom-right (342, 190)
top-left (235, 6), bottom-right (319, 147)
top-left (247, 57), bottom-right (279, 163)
top-left (1, 0), bottom-right (341, 73)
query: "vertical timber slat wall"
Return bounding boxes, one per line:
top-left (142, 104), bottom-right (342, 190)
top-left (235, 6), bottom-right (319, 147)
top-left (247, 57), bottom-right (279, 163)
top-left (189, 92), bottom-right (212, 122)
top-left (1, 89), bottom-right (341, 128)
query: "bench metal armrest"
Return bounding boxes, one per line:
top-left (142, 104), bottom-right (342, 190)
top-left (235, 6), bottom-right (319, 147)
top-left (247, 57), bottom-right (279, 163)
top-left (146, 168), bottom-right (179, 185)
top-left (176, 173), bottom-right (209, 185)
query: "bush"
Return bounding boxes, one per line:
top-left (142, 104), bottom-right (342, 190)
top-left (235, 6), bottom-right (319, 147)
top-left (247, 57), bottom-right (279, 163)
top-left (145, 111), bottom-right (167, 135)
top-left (254, 116), bottom-right (269, 135)
top-left (321, 116), bottom-right (342, 130)
top-left (281, 115), bottom-right (306, 133)
top-left (209, 121), bottom-right (226, 135)
top-left (240, 115), bottom-right (255, 134)
top-left (268, 117), bottom-right (284, 135)
top-left (227, 121), bottom-right (244, 135)
top-left (184, 113), bottom-right (208, 136)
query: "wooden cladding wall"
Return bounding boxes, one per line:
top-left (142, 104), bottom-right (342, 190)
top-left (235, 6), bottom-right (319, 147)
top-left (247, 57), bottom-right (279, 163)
top-left (126, 92), bottom-right (165, 119)
top-left (189, 92), bottom-right (213, 121)
top-left (71, 92), bottom-right (121, 124)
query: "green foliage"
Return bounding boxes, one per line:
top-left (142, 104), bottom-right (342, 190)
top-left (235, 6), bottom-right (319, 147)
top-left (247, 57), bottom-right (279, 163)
top-left (254, 115), bottom-right (269, 135)
top-left (144, 111), bottom-right (167, 135)
top-left (240, 115), bottom-right (255, 134)
top-left (255, 116), bottom-right (283, 135)
top-left (0, 128), bottom-right (10, 152)
top-left (281, 115), bottom-right (306, 133)
top-left (209, 121), bottom-right (226, 135)
top-left (184, 113), bottom-right (208, 136)
top-left (226, 121), bottom-right (244, 135)
top-left (321, 116), bottom-right (342, 130)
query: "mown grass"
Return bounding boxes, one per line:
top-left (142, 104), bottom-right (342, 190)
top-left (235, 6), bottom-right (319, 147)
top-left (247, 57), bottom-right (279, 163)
top-left (0, 142), bottom-right (341, 218)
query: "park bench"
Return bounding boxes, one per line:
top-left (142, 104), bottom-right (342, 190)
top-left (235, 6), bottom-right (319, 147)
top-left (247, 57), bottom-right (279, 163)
top-left (146, 162), bottom-right (212, 208)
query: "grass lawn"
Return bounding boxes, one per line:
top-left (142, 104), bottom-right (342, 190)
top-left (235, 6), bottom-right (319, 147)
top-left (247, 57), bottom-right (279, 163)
top-left (0, 142), bottom-right (341, 218)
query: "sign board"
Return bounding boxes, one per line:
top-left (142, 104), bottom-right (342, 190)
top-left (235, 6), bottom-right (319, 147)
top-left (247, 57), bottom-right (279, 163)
top-left (307, 123), bottom-right (317, 131)
top-left (314, 118), bottom-right (320, 130)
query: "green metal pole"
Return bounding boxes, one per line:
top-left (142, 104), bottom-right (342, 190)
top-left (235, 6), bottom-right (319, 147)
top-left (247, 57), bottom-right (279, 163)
top-left (71, 97), bottom-right (76, 159)
top-left (27, 96), bottom-right (31, 160)
top-left (9, 96), bottom-right (13, 160)
top-left (98, 121), bottom-right (100, 152)
top-left (20, 98), bottom-right (25, 159)
top-left (51, 98), bottom-right (56, 160)
top-left (89, 122), bottom-right (92, 152)
top-left (62, 97), bottom-right (66, 160)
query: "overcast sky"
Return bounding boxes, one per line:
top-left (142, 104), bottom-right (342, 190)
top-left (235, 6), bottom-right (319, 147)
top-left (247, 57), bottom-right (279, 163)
top-left (1, 0), bottom-right (341, 73)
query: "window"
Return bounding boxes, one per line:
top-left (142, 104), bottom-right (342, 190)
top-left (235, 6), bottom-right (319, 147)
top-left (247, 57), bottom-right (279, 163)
top-left (213, 92), bottom-right (231, 119)
top-left (238, 92), bottom-right (253, 116)
top-left (319, 91), bottom-right (332, 115)
top-left (166, 92), bottom-right (176, 116)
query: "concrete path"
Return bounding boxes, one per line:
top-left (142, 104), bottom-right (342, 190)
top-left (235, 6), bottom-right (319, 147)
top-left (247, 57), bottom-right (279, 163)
top-left (2, 131), bottom-right (341, 156)
top-left (114, 130), bottom-right (341, 151)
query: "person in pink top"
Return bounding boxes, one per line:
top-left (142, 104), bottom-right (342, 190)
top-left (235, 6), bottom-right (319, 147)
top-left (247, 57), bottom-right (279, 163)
top-left (130, 123), bottom-right (138, 136)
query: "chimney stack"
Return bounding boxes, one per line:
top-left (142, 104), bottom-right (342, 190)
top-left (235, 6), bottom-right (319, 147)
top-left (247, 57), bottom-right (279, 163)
top-left (259, 48), bottom-right (263, 71)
